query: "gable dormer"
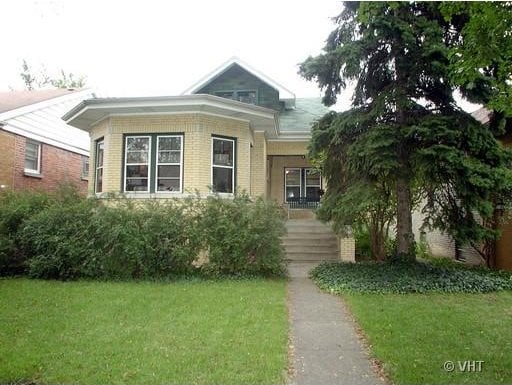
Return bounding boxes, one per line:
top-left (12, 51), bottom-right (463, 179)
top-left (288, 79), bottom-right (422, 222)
top-left (183, 57), bottom-right (295, 111)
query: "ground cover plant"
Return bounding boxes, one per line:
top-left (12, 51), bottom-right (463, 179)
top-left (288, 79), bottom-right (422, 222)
top-left (310, 261), bottom-right (512, 294)
top-left (0, 278), bottom-right (288, 385)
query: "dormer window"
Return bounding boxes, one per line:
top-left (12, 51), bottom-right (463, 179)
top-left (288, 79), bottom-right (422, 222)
top-left (214, 90), bottom-right (257, 105)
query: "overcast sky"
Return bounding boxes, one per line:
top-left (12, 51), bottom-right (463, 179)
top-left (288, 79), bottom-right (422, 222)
top-left (0, 0), bottom-right (478, 112)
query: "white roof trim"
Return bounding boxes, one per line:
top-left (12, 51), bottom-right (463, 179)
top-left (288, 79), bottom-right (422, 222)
top-left (182, 57), bottom-right (296, 102)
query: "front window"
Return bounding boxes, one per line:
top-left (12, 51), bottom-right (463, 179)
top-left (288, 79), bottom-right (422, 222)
top-left (214, 90), bottom-right (257, 105)
top-left (124, 136), bottom-right (150, 192)
top-left (25, 140), bottom-right (41, 174)
top-left (156, 136), bottom-right (182, 192)
top-left (212, 137), bottom-right (235, 193)
top-left (95, 140), bottom-right (104, 193)
top-left (285, 168), bottom-right (322, 203)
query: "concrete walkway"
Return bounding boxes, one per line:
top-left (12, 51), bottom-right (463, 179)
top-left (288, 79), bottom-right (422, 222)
top-left (288, 262), bottom-right (384, 385)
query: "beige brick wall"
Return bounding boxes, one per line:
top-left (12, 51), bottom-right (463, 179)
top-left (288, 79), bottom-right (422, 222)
top-left (88, 114), bottom-right (253, 196)
top-left (250, 131), bottom-right (267, 198)
top-left (267, 140), bottom-right (309, 156)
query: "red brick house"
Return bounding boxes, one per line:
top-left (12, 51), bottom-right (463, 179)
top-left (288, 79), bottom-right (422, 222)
top-left (0, 89), bottom-right (94, 194)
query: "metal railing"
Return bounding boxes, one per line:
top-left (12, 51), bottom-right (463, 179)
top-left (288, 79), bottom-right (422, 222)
top-left (286, 197), bottom-right (321, 209)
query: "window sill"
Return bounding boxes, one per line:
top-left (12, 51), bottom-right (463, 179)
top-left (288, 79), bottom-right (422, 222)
top-left (24, 171), bottom-right (42, 179)
top-left (81, 176), bottom-right (89, 181)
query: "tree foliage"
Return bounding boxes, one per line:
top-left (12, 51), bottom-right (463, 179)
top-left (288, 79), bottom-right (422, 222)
top-left (19, 60), bottom-right (86, 90)
top-left (301, 2), bottom-right (512, 264)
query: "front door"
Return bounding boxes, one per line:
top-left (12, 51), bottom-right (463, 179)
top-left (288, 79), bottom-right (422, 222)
top-left (284, 168), bottom-right (322, 207)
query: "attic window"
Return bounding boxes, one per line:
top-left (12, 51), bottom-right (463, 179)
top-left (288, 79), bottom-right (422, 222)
top-left (214, 90), bottom-right (257, 105)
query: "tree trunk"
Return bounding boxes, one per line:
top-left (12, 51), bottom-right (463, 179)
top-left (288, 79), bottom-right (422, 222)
top-left (396, 176), bottom-right (415, 261)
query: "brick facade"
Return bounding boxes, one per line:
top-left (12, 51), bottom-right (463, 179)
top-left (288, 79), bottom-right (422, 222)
top-left (0, 128), bottom-right (87, 194)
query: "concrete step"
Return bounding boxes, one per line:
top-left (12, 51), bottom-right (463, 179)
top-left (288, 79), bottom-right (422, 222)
top-left (286, 252), bottom-right (339, 261)
top-left (284, 245), bottom-right (338, 253)
top-left (282, 239), bottom-right (338, 248)
top-left (287, 209), bottom-right (316, 220)
top-left (286, 227), bottom-right (336, 234)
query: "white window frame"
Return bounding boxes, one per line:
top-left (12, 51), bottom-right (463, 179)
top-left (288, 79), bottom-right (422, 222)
top-left (24, 139), bottom-right (41, 174)
top-left (285, 168), bottom-right (302, 202)
top-left (95, 140), bottom-right (104, 193)
top-left (155, 135), bottom-right (183, 193)
top-left (124, 136), bottom-right (151, 193)
top-left (211, 137), bottom-right (235, 194)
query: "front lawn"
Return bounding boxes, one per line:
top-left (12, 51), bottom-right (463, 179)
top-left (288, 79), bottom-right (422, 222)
top-left (0, 278), bottom-right (288, 385)
top-left (310, 261), bottom-right (512, 384)
top-left (345, 291), bottom-right (512, 384)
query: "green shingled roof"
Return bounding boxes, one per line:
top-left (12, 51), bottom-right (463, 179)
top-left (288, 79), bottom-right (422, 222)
top-left (279, 97), bottom-right (331, 132)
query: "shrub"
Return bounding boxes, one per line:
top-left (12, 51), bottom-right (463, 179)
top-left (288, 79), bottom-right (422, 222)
top-left (22, 198), bottom-right (203, 280)
top-left (199, 194), bottom-right (287, 277)
top-left (310, 261), bottom-right (512, 294)
top-left (0, 189), bottom-right (53, 275)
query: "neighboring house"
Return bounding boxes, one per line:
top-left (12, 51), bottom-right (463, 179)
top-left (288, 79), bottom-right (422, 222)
top-left (413, 107), bottom-right (512, 271)
top-left (0, 89), bottom-right (94, 194)
top-left (63, 58), bottom-right (329, 206)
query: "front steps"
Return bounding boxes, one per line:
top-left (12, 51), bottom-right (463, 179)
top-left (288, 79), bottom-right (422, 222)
top-left (282, 218), bottom-right (339, 263)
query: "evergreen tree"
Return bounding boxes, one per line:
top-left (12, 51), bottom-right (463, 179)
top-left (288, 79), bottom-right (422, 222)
top-left (301, 2), bottom-right (512, 262)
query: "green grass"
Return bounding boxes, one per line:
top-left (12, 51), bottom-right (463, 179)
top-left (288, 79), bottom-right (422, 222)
top-left (344, 291), bottom-right (512, 385)
top-left (0, 278), bottom-right (288, 385)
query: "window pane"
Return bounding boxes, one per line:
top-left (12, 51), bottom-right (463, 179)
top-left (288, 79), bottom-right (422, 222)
top-left (157, 179), bottom-right (180, 192)
top-left (306, 169), bottom-right (321, 186)
top-left (158, 165), bottom-right (180, 178)
top-left (96, 168), bottom-right (103, 192)
top-left (215, 91), bottom-right (235, 100)
top-left (158, 151), bottom-right (180, 163)
top-left (126, 137), bottom-right (149, 151)
top-left (82, 157), bottom-right (89, 178)
top-left (285, 169), bottom-right (301, 186)
top-left (306, 187), bottom-right (321, 199)
top-left (213, 139), bottom-right (234, 166)
top-left (25, 141), bottom-right (39, 171)
top-left (127, 151), bottom-right (149, 164)
top-left (213, 167), bottom-right (233, 193)
top-left (286, 187), bottom-right (301, 200)
top-left (158, 137), bottom-right (181, 151)
top-left (126, 165), bottom-right (148, 178)
top-left (96, 141), bottom-right (104, 167)
top-left (237, 91), bottom-right (257, 104)
top-left (125, 178), bottom-right (148, 191)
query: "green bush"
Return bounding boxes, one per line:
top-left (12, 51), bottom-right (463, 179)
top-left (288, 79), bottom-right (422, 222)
top-left (0, 189), bottom-right (53, 275)
top-left (199, 194), bottom-right (287, 277)
top-left (310, 261), bottom-right (512, 294)
top-left (22, 198), bottom-right (203, 280)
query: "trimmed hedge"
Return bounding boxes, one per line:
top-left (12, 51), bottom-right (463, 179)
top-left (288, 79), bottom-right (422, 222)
top-left (310, 261), bottom-right (512, 294)
top-left (0, 190), bottom-right (286, 280)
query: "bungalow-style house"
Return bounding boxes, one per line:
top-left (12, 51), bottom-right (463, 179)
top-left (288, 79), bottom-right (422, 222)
top-left (0, 89), bottom-right (94, 194)
top-left (64, 58), bottom-right (330, 206)
top-left (63, 58), bottom-right (356, 262)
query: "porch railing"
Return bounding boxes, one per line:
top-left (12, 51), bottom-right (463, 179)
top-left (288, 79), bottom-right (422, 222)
top-left (286, 197), bottom-right (321, 209)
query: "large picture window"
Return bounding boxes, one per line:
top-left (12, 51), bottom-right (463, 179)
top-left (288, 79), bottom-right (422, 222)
top-left (212, 137), bottom-right (235, 193)
top-left (123, 134), bottom-right (183, 193)
top-left (95, 140), bottom-right (104, 193)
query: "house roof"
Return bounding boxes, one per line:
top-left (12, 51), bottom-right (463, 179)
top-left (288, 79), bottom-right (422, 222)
top-left (0, 88), bottom-right (83, 114)
top-left (182, 57), bottom-right (296, 108)
top-left (0, 89), bottom-right (94, 156)
top-left (63, 94), bottom-right (279, 137)
top-left (279, 98), bottom-right (330, 132)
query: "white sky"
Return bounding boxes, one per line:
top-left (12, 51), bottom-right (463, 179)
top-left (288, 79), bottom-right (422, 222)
top-left (0, 0), bottom-right (479, 113)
